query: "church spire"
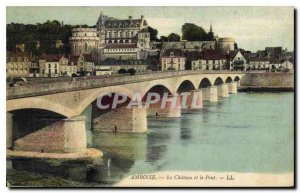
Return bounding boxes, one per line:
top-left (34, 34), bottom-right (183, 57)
top-left (210, 22), bottom-right (213, 33)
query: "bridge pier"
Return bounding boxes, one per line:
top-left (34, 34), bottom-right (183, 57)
top-left (13, 116), bottom-right (87, 153)
top-left (93, 105), bottom-right (147, 133)
top-left (181, 89), bottom-right (203, 111)
top-left (217, 83), bottom-right (229, 97)
top-left (202, 86), bottom-right (218, 102)
top-left (228, 82), bottom-right (238, 94)
top-left (147, 95), bottom-right (181, 118)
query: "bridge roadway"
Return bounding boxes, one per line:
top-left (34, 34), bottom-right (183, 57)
top-left (7, 70), bottom-right (244, 99)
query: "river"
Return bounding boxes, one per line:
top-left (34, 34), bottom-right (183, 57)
top-left (7, 92), bottom-right (294, 187)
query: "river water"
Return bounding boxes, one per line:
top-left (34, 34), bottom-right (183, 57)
top-left (7, 92), bottom-right (294, 186)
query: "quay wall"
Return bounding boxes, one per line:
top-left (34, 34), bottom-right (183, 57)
top-left (240, 72), bottom-right (294, 91)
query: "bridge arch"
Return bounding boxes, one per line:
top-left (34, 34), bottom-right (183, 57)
top-left (225, 76), bottom-right (233, 83)
top-left (198, 78), bottom-right (212, 88)
top-left (7, 98), bottom-right (73, 118)
top-left (234, 76), bottom-right (241, 81)
top-left (141, 81), bottom-right (174, 98)
top-left (176, 80), bottom-right (197, 93)
top-left (76, 86), bottom-right (135, 116)
top-left (142, 84), bottom-right (173, 100)
top-left (8, 108), bottom-right (66, 142)
top-left (213, 77), bottom-right (224, 85)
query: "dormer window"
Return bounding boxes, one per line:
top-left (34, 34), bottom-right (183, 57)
top-left (169, 52), bottom-right (174, 57)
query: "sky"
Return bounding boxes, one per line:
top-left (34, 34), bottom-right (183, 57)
top-left (6, 6), bottom-right (294, 52)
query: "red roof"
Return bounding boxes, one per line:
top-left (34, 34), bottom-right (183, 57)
top-left (68, 55), bottom-right (80, 63)
top-left (185, 51), bottom-right (202, 61)
top-left (200, 50), bottom-right (226, 60)
top-left (249, 57), bottom-right (269, 62)
top-left (7, 51), bottom-right (32, 62)
top-left (39, 54), bottom-right (61, 62)
top-left (105, 43), bottom-right (137, 49)
top-left (162, 49), bottom-right (185, 57)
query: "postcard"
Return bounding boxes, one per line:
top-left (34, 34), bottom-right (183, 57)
top-left (6, 6), bottom-right (294, 187)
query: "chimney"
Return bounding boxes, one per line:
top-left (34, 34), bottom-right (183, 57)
top-left (129, 16), bottom-right (132, 20)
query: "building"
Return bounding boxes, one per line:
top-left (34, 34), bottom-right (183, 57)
top-left (6, 51), bottom-right (31, 78)
top-left (265, 47), bottom-right (283, 59)
top-left (68, 53), bottom-right (95, 74)
top-left (95, 58), bottom-right (149, 75)
top-left (281, 59), bottom-right (294, 70)
top-left (269, 58), bottom-right (281, 71)
top-left (96, 13), bottom-right (150, 61)
top-left (160, 49), bottom-right (186, 71)
top-left (162, 41), bottom-right (216, 52)
top-left (69, 27), bottom-right (100, 63)
top-left (191, 50), bottom-right (227, 70)
top-left (103, 43), bottom-right (139, 60)
top-left (59, 56), bottom-right (78, 77)
top-left (248, 57), bottom-right (270, 70)
top-left (39, 54), bottom-right (61, 77)
top-left (228, 50), bottom-right (247, 71)
top-left (217, 37), bottom-right (235, 52)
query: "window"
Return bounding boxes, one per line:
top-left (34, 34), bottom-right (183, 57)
top-left (48, 64), bottom-right (51, 68)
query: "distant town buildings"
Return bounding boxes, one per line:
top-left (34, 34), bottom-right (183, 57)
top-left (6, 13), bottom-right (294, 79)
top-left (160, 49), bottom-right (186, 71)
top-left (6, 51), bottom-right (31, 78)
top-left (191, 50), bottom-right (227, 70)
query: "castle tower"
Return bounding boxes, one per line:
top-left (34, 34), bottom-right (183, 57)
top-left (69, 27), bottom-right (101, 63)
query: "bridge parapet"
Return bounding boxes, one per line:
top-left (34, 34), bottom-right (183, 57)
top-left (7, 70), bottom-right (244, 99)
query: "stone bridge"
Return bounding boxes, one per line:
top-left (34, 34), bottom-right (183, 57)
top-left (6, 70), bottom-right (245, 155)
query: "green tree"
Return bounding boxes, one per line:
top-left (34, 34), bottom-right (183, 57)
top-left (148, 26), bottom-right (159, 41)
top-left (118, 68), bottom-right (127, 74)
top-left (7, 20), bottom-right (74, 56)
top-left (127, 68), bottom-right (136, 76)
top-left (168, 33), bottom-right (180, 42)
top-left (181, 23), bottom-right (208, 41)
top-left (160, 36), bottom-right (168, 42)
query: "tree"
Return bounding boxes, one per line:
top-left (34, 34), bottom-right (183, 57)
top-left (181, 23), bottom-right (208, 41)
top-left (7, 20), bottom-right (75, 56)
top-left (168, 33), bottom-right (180, 42)
top-left (118, 68), bottom-right (127, 74)
top-left (148, 26), bottom-right (159, 41)
top-left (160, 36), bottom-right (168, 42)
top-left (127, 68), bottom-right (136, 76)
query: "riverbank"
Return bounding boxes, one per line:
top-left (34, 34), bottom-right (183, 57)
top-left (238, 86), bottom-right (294, 92)
top-left (7, 148), bottom-right (103, 161)
top-left (115, 171), bottom-right (294, 187)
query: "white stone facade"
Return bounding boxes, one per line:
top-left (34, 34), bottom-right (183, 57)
top-left (69, 28), bottom-right (100, 57)
top-left (160, 52), bottom-right (186, 71)
top-left (6, 55), bottom-right (31, 78)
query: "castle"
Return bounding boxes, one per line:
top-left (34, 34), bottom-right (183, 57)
top-left (70, 13), bottom-right (150, 63)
